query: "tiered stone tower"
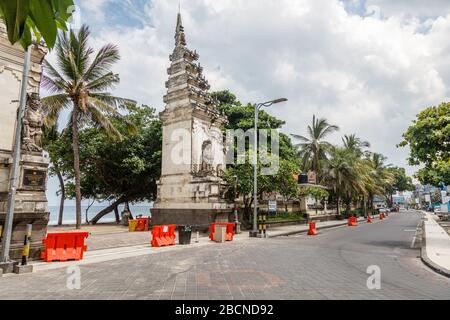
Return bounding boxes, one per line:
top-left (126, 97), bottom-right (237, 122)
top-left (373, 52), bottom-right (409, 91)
top-left (152, 13), bottom-right (231, 227)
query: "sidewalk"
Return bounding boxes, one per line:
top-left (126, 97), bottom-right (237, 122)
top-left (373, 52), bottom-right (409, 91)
top-left (24, 215), bottom-right (378, 274)
top-left (421, 212), bottom-right (450, 278)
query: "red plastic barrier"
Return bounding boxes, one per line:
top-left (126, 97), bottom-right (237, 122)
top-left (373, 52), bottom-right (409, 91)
top-left (380, 213), bottom-right (385, 220)
top-left (209, 223), bottom-right (235, 242)
top-left (348, 216), bottom-right (358, 227)
top-left (308, 222), bottom-right (318, 236)
top-left (41, 232), bottom-right (89, 262)
top-left (151, 225), bottom-right (176, 247)
top-left (367, 216), bottom-right (373, 223)
top-left (135, 217), bottom-right (150, 232)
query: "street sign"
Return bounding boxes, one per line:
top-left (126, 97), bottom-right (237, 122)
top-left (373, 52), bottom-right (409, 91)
top-left (425, 195), bottom-right (431, 203)
top-left (268, 201), bottom-right (277, 213)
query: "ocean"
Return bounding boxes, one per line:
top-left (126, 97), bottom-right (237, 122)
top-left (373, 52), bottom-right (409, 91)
top-left (48, 204), bottom-right (153, 225)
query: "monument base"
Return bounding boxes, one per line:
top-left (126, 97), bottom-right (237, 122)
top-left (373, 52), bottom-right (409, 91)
top-left (151, 208), bottom-right (232, 230)
top-left (0, 212), bottom-right (49, 261)
top-left (0, 152), bottom-right (50, 262)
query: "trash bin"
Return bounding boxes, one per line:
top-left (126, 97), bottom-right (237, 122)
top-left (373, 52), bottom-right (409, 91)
top-left (128, 220), bottom-right (138, 232)
top-left (214, 225), bottom-right (227, 243)
top-left (177, 225), bottom-right (192, 245)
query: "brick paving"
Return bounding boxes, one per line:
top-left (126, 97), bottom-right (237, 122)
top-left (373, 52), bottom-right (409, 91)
top-left (1, 211), bottom-right (449, 300)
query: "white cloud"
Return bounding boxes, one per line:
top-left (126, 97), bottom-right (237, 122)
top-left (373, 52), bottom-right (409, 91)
top-left (46, 0), bottom-right (450, 204)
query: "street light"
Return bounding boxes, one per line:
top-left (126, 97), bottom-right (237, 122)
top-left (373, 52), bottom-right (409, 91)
top-left (250, 98), bottom-right (288, 238)
top-left (232, 175), bottom-right (241, 234)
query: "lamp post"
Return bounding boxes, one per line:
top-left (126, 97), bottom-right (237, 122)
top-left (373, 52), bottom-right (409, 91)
top-left (1, 47), bottom-right (32, 265)
top-left (233, 175), bottom-right (241, 234)
top-left (250, 98), bottom-right (288, 238)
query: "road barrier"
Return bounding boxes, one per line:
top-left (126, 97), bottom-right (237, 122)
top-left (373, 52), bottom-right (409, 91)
top-left (348, 217), bottom-right (358, 227)
top-left (135, 217), bottom-right (150, 232)
top-left (151, 225), bottom-right (176, 247)
top-left (307, 222), bottom-right (318, 236)
top-left (128, 220), bottom-right (138, 232)
top-left (367, 216), bottom-right (373, 224)
top-left (41, 232), bottom-right (89, 262)
top-left (209, 223), bottom-right (235, 242)
top-left (380, 213), bottom-right (385, 220)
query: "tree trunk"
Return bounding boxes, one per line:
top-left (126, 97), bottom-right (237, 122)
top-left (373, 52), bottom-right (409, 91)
top-left (56, 169), bottom-right (65, 226)
top-left (91, 197), bottom-right (126, 225)
top-left (336, 195), bottom-right (341, 215)
top-left (114, 206), bottom-right (120, 224)
top-left (72, 103), bottom-right (82, 230)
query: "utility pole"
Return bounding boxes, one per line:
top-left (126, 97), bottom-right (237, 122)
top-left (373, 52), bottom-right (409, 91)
top-left (233, 175), bottom-right (241, 234)
top-left (250, 98), bottom-right (287, 238)
top-left (1, 47), bottom-right (32, 264)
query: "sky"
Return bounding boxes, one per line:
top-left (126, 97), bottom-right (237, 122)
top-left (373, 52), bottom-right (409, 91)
top-left (46, 0), bottom-right (450, 205)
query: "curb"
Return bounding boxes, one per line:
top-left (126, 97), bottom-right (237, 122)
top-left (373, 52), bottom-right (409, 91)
top-left (268, 216), bottom-right (376, 238)
top-left (420, 218), bottom-right (450, 278)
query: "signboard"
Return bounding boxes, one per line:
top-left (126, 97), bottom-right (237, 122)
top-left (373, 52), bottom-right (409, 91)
top-left (307, 171), bottom-right (317, 184)
top-left (425, 195), bottom-right (431, 203)
top-left (268, 201), bottom-right (277, 213)
top-left (22, 169), bottom-right (46, 189)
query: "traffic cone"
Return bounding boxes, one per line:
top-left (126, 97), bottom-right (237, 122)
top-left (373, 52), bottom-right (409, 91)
top-left (308, 222), bottom-right (318, 236)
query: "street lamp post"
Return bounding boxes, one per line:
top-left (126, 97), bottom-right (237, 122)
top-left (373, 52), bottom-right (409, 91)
top-left (233, 175), bottom-right (241, 234)
top-left (250, 98), bottom-right (288, 238)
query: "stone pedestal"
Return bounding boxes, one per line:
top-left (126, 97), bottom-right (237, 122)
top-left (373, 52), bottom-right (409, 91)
top-left (0, 153), bottom-right (50, 261)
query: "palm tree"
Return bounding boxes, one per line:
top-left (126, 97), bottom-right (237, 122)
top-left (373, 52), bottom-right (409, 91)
top-left (292, 115), bottom-right (339, 180)
top-left (41, 25), bottom-right (133, 229)
top-left (365, 153), bottom-right (394, 210)
top-left (322, 147), bottom-right (358, 215)
top-left (342, 134), bottom-right (370, 157)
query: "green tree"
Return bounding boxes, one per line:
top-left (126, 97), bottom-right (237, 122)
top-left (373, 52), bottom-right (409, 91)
top-left (292, 115), bottom-right (339, 180)
top-left (384, 167), bottom-right (414, 207)
top-left (0, 0), bottom-right (74, 49)
top-left (213, 90), bottom-right (299, 222)
top-left (42, 124), bottom-right (71, 225)
top-left (274, 159), bottom-right (300, 213)
top-left (399, 102), bottom-right (450, 186)
top-left (41, 25), bottom-right (133, 229)
top-left (342, 134), bottom-right (370, 157)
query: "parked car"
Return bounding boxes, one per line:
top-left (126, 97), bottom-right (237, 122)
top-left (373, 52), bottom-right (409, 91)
top-left (434, 206), bottom-right (441, 215)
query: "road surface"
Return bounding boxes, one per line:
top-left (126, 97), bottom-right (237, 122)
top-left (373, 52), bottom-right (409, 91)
top-left (0, 211), bottom-right (449, 300)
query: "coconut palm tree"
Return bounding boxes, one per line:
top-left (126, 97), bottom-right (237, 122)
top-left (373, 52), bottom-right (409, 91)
top-left (41, 25), bottom-right (133, 229)
top-left (342, 134), bottom-right (370, 157)
top-left (292, 115), bottom-right (339, 180)
top-left (365, 153), bottom-right (394, 210)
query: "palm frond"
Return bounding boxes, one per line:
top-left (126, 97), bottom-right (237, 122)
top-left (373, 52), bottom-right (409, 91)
top-left (41, 94), bottom-right (70, 127)
top-left (86, 72), bottom-right (120, 92)
top-left (83, 43), bottom-right (120, 82)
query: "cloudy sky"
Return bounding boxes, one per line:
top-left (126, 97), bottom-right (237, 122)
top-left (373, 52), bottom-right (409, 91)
top-left (46, 0), bottom-right (450, 205)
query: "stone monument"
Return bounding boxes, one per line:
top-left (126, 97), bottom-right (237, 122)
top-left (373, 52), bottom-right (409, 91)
top-left (0, 23), bottom-right (50, 261)
top-left (152, 13), bottom-right (231, 227)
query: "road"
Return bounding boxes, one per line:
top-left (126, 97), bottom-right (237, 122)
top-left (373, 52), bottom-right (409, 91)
top-left (0, 211), bottom-right (449, 300)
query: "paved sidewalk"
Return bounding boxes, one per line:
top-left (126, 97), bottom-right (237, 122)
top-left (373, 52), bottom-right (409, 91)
top-left (422, 212), bottom-right (450, 277)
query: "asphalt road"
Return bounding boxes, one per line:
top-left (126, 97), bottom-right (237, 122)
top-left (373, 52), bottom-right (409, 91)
top-left (0, 210), bottom-right (449, 300)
